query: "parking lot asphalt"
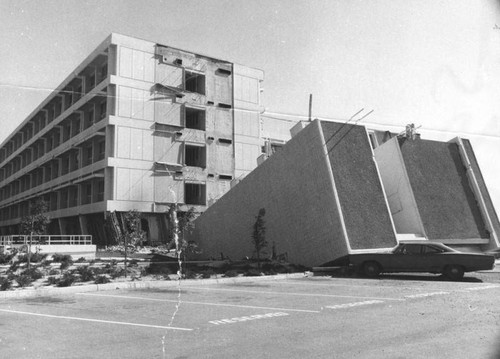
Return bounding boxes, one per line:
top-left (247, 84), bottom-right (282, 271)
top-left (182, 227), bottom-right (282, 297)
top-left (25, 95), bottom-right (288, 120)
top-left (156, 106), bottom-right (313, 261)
top-left (1, 273), bottom-right (500, 359)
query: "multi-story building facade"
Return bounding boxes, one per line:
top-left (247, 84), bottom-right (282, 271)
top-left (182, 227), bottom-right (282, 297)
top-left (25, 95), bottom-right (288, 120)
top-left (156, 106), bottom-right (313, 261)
top-left (0, 33), bottom-right (264, 245)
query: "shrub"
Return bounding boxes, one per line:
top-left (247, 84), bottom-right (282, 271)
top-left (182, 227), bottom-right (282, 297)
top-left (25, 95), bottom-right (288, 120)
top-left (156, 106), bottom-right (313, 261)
top-left (127, 259), bottom-right (139, 267)
top-left (0, 252), bottom-right (14, 264)
top-left (146, 264), bottom-right (172, 276)
top-left (76, 257), bottom-right (87, 263)
top-left (76, 266), bottom-right (95, 282)
top-left (94, 275), bottom-right (110, 284)
top-left (223, 270), bottom-right (239, 278)
top-left (22, 268), bottom-right (43, 280)
top-left (41, 259), bottom-right (52, 267)
top-left (0, 277), bottom-right (12, 291)
top-left (110, 267), bottom-right (127, 279)
top-left (8, 262), bottom-right (20, 272)
top-left (52, 253), bottom-right (73, 263)
top-left (16, 274), bottom-right (33, 287)
top-left (30, 252), bottom-right (47, 263)
top-left (48, 268), bottom-right (59, 276)
top-left (46, 276), bottom-right (58, 285)
top-left (244, 269), bottom-right (262, 277)
top-left (57, 272), bottom-right (76, 287)
top-left (199, 269), bottom-right (215, 279)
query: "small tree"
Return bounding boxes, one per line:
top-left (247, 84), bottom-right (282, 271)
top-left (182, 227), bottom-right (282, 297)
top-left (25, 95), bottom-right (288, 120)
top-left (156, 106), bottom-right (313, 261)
top-left (20, 198), bottom-right (50, 270)
top-left (169, 206), bottom-right (199, 261)
top-left (120, 210), bottom-right (146, 276)
top-left (252, 208), bottom-right (267, 269)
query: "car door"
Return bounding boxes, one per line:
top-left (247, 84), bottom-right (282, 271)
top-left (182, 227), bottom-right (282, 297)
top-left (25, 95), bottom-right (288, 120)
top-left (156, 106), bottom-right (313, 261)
top-left (419, 244), bottom-right (446, 272)
top-left (389, 244), bottom-right (424, 271)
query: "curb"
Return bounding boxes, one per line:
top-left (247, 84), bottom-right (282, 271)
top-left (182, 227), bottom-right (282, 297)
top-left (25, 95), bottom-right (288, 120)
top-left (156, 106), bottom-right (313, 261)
top-left (0, 272), bottom-right (308, 299)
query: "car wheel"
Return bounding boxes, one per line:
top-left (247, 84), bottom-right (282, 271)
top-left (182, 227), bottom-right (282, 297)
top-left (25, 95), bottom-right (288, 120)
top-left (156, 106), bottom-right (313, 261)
top-left (363, 261), bottom-right (381, 278)
top-left (444, 265), bottom-right (464, 280)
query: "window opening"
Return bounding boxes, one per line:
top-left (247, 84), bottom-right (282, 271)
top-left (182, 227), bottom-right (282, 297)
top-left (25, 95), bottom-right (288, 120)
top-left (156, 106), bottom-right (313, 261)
top-left (185, 107), bottom-right (206, 130)
top-left (218, 138), bottom-right (232, 145)
top-left (185, 145), bottom-right (206, 168)
top-left (185, 71), bottom-right (205, 94)
top-left (185, 183), bottom-right (206, 205)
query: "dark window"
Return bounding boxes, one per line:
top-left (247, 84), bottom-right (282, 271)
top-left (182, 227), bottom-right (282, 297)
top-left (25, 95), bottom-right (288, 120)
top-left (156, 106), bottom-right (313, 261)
top-left (423, 245), bottom-right (444, 254)
top-left (185, 183), bottom-right (206, 205)
top-left (97, 141), bottom-right (105, 161)
top-left (218, 138), bottom-right (232, 145)
top-left (99, 101), bottom-right (107, 120)
top-left (185, 108), bottom-right (206, 130)
top-left (85, 108), bottom-right (94, 128)
top-left (97, 179), bottom-right (104, 202)
top-left (402, 244), bottom-right (422, 255)
top-left (185, 71), bottom-right (205, 94)
top-left (185, 145), bottom-right (206, 168)
top-left (100, 63), bottom-right (108, 80)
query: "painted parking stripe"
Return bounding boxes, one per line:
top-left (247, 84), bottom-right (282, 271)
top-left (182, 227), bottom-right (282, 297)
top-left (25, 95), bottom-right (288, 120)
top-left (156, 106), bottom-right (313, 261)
top-left (181, 286), bottom-right (405, 301)
top-left (404, 291), bottom-right (449, 299)
top-left (0, 308), bottom-right (193, 331)
top-left (325, 300), bottom-right (384, 310)
top-left (78, 292), bottom-right (321, 313)
top-left (272, 280), bottom-right (430, 290)
top-left (464, 285), bottom-right (500, 291)
top-left (209, 312), bottom-right (289, 325)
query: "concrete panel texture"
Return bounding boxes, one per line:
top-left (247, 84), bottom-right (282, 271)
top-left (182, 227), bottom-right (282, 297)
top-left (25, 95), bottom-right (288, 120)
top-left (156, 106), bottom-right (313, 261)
top-left (321, 122), bottom-right (397, 250)
top-left (400, 138), bottom-right (487, 239)
top-left (191, 120), bottom-right (349, 267)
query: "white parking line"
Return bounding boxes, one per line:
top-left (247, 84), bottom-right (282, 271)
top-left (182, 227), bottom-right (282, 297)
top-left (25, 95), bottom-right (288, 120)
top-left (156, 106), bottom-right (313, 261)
top-left (464, 285), bottom-right (500, 291)
top-left (209, 312), bottom-right (289, 325)
top-left (78, 292), bottom-right (321, 313)
top-left (325, 300), bottom-right (384, 310)
top-left (404, 291), bottom-right (449, 299)
top-left (181, 286), bottom-right (405, 301)
top-left (0, 308), bottom-right (193, 331)
top-left (272, 280), bottom-right (430, 290)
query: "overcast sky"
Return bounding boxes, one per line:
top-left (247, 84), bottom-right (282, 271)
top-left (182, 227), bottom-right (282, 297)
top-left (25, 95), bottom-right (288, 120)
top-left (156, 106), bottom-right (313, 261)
top-left (1, 0), bottom-right (499, 212)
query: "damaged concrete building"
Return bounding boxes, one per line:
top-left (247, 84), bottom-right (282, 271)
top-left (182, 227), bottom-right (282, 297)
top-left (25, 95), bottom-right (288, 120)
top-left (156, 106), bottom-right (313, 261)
top-left (190, 120), bottom-right (500, 267)
top-left (0, 33), bottom-right (268, 245)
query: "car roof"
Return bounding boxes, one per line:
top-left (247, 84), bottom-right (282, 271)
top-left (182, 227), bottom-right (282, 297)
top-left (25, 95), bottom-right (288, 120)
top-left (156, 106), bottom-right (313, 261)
top-left (398, 240), bottom-right (446, 246)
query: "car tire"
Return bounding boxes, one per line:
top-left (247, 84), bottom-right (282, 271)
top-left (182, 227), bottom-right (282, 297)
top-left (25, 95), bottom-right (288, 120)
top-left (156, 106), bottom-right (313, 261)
top-left (363, 261), bottom-right (381, 278)
top-left (444, 265), bottom-right (464, 280)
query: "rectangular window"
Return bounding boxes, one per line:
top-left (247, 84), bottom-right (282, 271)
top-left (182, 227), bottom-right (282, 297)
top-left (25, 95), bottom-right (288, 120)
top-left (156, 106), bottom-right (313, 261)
top-left (185, 183), bottom-right (206, 205)
top-left (85, 108), bottom-right (94, 129)
top-left (99, 101), bottom-right (107, 120)
top-left (100, 63), bottom-right (108, 80)
top-left (185, 71), bottom-right (205, 95)
top-left (82, 183), bottom-right (92, 205)
top-left (185, 107), bottom-right (206, 130)
top-left (97, 179), bottom-right (104, 202)
top-left (97, 141), bottom-right (105, 161)
top-left (68, 186), bottom-right (78, 207)
top-left (185, 145), bottom-right (206, 168)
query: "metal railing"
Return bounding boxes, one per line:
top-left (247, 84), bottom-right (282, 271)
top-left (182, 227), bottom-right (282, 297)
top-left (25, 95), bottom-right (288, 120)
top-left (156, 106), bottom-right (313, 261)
top-left (0, 235), bottom-right (93, 246)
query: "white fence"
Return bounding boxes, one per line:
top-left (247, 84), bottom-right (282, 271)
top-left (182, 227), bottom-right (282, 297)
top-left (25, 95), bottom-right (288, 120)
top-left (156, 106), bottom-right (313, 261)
top-left (0, 235), bottom-right (92, 246)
